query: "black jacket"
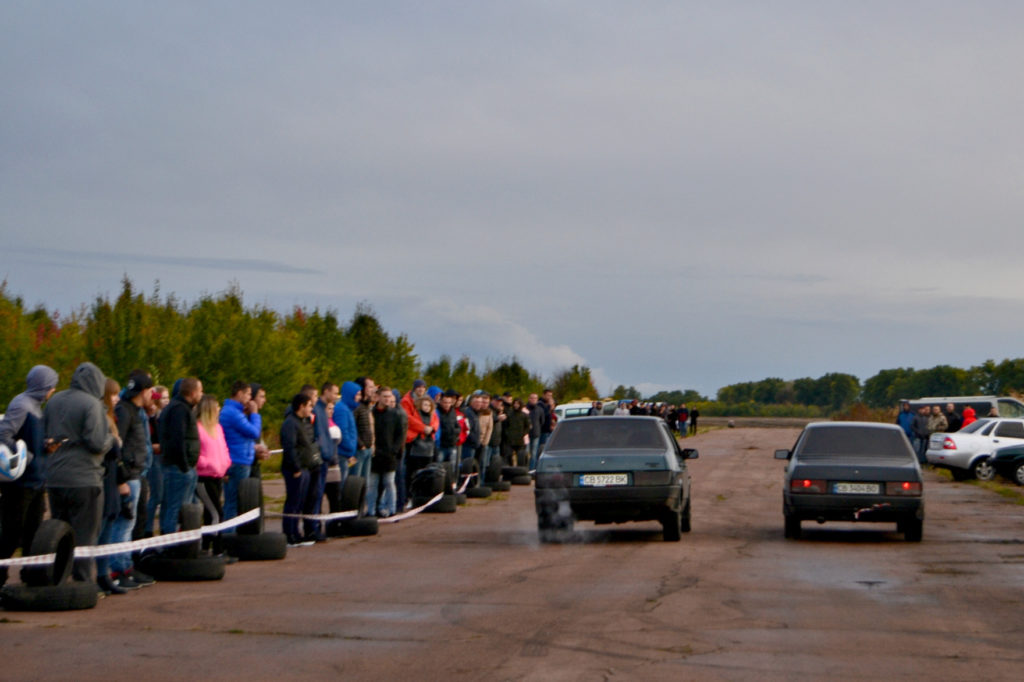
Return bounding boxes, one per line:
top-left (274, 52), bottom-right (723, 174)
top-left (280, 413), bottom-right (319, 472)
top-left (158, 396), bottom-right (200, 472)
top-left (372, 406), bottom-right (405, 474)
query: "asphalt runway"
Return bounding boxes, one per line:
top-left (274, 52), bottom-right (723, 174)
top-left (4, 427), bottom-right (1024, 681)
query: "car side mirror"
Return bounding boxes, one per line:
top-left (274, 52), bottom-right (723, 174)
top-left (681, 448), bottom-right (698, 459)
top-left (774, 449), bottom-right (791, 460)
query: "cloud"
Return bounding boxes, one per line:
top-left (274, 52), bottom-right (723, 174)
top-left (7, 247), bottom-right (320, 276)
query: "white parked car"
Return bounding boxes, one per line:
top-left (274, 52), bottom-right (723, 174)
top-left (926, 418), bottom-right (1024, 480)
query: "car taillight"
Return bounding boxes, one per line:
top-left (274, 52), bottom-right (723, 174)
top-left (633, 471), bottom-right (673, 486)
top-left (885, 481), bottom-right (922, 496)
top-left (790, 479), bottom-right (826, 494)
top-left (942, 437), bottom-right (956, 450)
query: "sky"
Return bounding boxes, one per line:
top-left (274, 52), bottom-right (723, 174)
top-left (3, 2), bottom-right (1024, 399)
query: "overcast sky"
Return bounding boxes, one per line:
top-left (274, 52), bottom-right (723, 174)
top-left (3, 2), bottom-right (1024, 398)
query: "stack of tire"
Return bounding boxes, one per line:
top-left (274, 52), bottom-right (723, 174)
top-left (326, 475), bottom-right (379, 537)
top-left (461, 458), bottom-right (492, 499)
top-left (139, 503), bottom-right (230, 579)
top-left (502, 465), bottom-right (532, 486)
top-left (1, 519), bottom-right (98, 611)
top-left (221, 478), bottom-right (288, 561)
top-left (411, 463), bottom-right (457, 513)
top-left (484, 454), bottom-right (512, 492)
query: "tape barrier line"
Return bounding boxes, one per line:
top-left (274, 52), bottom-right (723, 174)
top-left (0, 508), bottom-right (261, 568)
top-left (456, 472), bottom-right (478, 494)
top-left (378, 492), bottom-right (444, 524)
top-left (264, 510), bottom-right (359, 522)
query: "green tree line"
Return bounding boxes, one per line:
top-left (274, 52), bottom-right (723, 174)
top-left (0, 279), bottom-right (599, 427)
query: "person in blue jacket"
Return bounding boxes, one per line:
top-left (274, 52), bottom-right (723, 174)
top-left (219, 380), bottom-right (262, 520)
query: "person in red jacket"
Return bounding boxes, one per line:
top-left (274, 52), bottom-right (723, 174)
top-left (400, 381), bottom-right (438, 508)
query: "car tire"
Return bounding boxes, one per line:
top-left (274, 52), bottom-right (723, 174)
top-left (784, 515), bottom-right (801, 539)
top-left (902, 517), bottom-right (923, 542)
top-left (340, 475), bottom-right (367, 515)
top-left (138, 554), bottom-right (227, 581)
top-left (172, 502), bottom-right (204, 559)
top-left (491, 480), bottom-right (512, 492)
top-left (680, 499), bottom-right (692, 533)
top-left (661, 507), bottom-right (682, 542)
top-left (1014, 462), bottom-right (1024, 486)
top-left (485, 455), bottom-right (504, 484)
top-left (221, 532), bottom-right (288, 561)
top-left (1, 582), bottom-right (99, 612)
top-left (422, 493), bottom-right (457, 514)
top-left (237, 478), bottom-right (264, 535)
top-left (19, 519), bottom-right (75, 588)
top-left (466, 486), bottom-right (492, 499)
top-left (972, 458), bottom-right (996, 482)
top-left (438, 462), bottom-right (455, 494)
top-left (510, 474), bottom-right (532, 486)
top-left (502, 466), bottom-right (529, 479)
top-left (341, 517), bottom-right (380, 536)
top-left (456, 492), bottom-right (468, 505)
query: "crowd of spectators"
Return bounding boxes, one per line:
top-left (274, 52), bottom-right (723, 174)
top-left (896, 400), bottom-right (985, 463)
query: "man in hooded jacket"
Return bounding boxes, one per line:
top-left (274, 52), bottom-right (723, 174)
top-left (0, 364), bottom-right (59, 587)
top-left (44, 362), bottom-right (114, 583)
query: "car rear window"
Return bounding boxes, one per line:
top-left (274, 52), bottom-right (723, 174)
top-left (547, 419), bottom-right (665, 451)
top-left (797, 427), bottom-right (910, 458)
top-left (959, 419), bottom-right (991, 434)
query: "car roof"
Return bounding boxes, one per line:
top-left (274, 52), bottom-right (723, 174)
top-left (804, 421), bottom-right (903, 431)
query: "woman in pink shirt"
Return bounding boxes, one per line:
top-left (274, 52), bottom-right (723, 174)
top-left (196, 395), bottom-right (232, 555)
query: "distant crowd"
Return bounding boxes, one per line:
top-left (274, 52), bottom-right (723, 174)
top-left (585, 399), bottom-right (700, 436)
top-left (896, 401), bottom-right (994, 462)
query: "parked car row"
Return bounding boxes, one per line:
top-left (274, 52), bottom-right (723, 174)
top-left (926, 417), bottom-right (1024, 483)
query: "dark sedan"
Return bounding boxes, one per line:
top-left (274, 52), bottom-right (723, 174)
top-left (534, 416), bottom-right (697, 542)
top-left (990, 444), bottom-right (1024, 485)
top-left (775, 422), bottom-right (924, 542)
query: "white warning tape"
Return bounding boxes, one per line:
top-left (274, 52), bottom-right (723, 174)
top-left (264, 509), bottom-right (359, 522)
top-left (0, 508), bottom-right (261, 568)
top-left (378, 492), bottom-right (444, 524)
top-left (456, 472), bottom-right (478, 494)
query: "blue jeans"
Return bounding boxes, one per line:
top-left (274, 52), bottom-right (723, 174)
top-left (538, 432), bottom-right (551, 454)
top-left (145, 459), bottom-right (163, 536)
top-left (282, 469), bottom-right (310, 541)
top-left (109, 479), bottom-right (140, 575)
top-left (350, 449), bottom-right (372, 480)
top-left (528, 437), bottom-right (541, 469)
top-left (223, 462), bottom-right (251, 521)
top-left (367, 471), bottom-right (396, 517)
top-left (160, 464), bottom-right (197, 535)
top-left (396, 456), bottom-right (407, 511)
top-left (485, 446), bottom-right (500, 480)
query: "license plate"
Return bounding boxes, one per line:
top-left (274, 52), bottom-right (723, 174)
top-left (579, 473), bottom-right (629, 487)
top-left (833, 482), bottom-right (880, 494)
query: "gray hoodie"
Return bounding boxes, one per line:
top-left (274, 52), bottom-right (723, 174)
top-left (0, 365), bottom-right (58, 451)
top-left (44, 362), bottom-right (114, 488)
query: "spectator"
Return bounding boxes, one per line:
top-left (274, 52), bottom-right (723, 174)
top-left (352, 379), bottom-right (376, 481)
top-left (248, 383), bottom-right (270, 479)
top-left (280, 392), bottom-right (320, 546)
top-left (588, 401), bottom-right (603, 416)
top-left (220, 380), bottom-right (262, 520)
top-left (962, 405), bottom-right (977, 428)
top-left (436, 389), bottom-right (460, 469)
top-left (896, 401), bottom-right (914, 441)
top-left (460, 390), bottom-right (482, 467)
top-left (476, 393), bottom-right (494, 478)
top-left (505, 397), bottom-right (531, 468)
top-left (96, 378), bottom-right (128, 594)
top-left (526, 393), bottom-right (545, 467)
top-left (488, 395), bottom-right (505, 470)
top-left (538, 389), bottom-right (555, 454)
top-left (688, 407), bottom-right (700, 436)
top-left (400, 380), bottom-right (432, 508)
top-left (109, 371), bottom-right (155, 589)
top-left (0, 365), bottom-right (58, 588)
top-left (678, 404), bottom-right (690, 437)
top-left (45, 362), bottom-right (115, 584)
top-left (928, 404), bottom-right (948, 434)
top-left (911, 405), bottom-right (931, 464)
top-left (405, 394), bottom-right (439, 497)
top-left (369, 387), bottom-right (404, 517)
top-left (335, 381), bottom-right (359, 477)
top-left (944, 403), bottom-right (963, 433)
top-left (614, 401), bottom-right (630, 416)
top-left (313, 382), bottom-right (341, 540)
top-left (141, 385), bottom-right (169, 538)
top-left (158, 377), bottom-right (202, 536)
top-left (196, 394), bottom-right (231, 557)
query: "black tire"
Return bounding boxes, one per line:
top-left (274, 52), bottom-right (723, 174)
top-left (466, 486), bottom-right (492, 499)
top-left (1013, 462), bottom-right (1024, 486)
top-left (972, 458), bottom-right (996, 482)
top-left (485, 455), bottom-right (504, 484)
top-left (460, 458), bottom-right (479, 476)
top-left (439, 462), bottom-right (455, 494)
top-left (784, 515), bottom-right (801, 539)
top-left (1, 582), bottom-right (98, 612)
top-left (424, 494), bottom-right (458, 514)
top-left (502, 466), bottom-right (529, 479)
top-left (172, 502), bottom-right (204, 560)
top-left (237, 478), bottom-right (264, 535)
top-left (410, 466), bottom-right (446, 499)
top-left (20, 519), bottom-right (75, 588)
top-left (340, 517), bottom-right (379, 536)
top-left (139, 554), bottom-right (227, 581)
top-left (661, 507), bottom-right (682, 542)
top-left (510, 474), bottom-right (532, 486)
top-left (456, 493), bottom-right (468, 505)
top-left (221, 532), bottom-right (288, 561)
top-left (340, 475), bottom-right (367, 515)
top-left (491, 480), bottom-right (512, 492)
top-left (903, 517), bottom-right (923, 542)
top-left (680, 499), bottom-right (692, 533)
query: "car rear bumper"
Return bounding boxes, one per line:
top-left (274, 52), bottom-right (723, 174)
top-left (783, 494), bottom-right (923, 522)
top-left (535, 485), bottom-right (681, 523)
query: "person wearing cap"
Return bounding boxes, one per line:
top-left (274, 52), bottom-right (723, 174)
top-left (109, 370), bottom-right (155, 589)
top-left (0, 365), bottom-right (59, 588)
